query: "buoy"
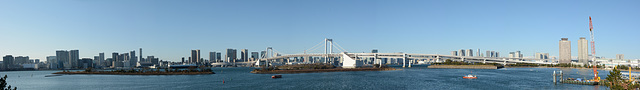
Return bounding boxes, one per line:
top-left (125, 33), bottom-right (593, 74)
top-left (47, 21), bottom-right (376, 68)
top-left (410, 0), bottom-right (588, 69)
top-left (223, 79), bottom-right (225, 84)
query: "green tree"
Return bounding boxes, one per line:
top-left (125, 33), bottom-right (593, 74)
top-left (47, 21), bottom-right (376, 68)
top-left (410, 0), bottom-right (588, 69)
top-left (605, 67), bottom-right (640, 89)
top-left (1, 75), bottom-right (17, 90)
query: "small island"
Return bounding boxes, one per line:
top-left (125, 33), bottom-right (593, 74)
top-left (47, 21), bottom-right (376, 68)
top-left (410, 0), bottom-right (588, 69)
top-left (53, 67), bottom-right (215, 75)
top-left (251, 63), bottom-right (397, 74)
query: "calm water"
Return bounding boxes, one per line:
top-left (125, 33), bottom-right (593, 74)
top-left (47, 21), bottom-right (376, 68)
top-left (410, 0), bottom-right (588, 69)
top-left (1, 67), bottom-right (611, 90)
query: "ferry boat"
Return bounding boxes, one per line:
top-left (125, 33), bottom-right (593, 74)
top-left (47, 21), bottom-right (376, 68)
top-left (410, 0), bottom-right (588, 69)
top-left (463, 74), bottom-right (477, 79)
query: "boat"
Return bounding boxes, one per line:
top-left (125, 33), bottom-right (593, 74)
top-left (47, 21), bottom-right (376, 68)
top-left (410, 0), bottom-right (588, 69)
top-left (272, 75), bottom-right (282, 79)
top-left (44, 74), bottom-right (63, 77)
top-left (463, 74), bottom-right (477, 79)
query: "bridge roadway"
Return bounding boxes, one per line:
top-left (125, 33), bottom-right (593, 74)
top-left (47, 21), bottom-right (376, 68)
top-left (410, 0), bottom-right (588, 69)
top-left (260, 53), bottom-right (556, 65)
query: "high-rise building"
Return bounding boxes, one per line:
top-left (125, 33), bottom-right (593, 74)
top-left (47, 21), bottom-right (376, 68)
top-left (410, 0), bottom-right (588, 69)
top-left (69, 50), bottom-right (79, 68)
top-left (79, 58), bottom-right (93, 69)
top-left (130, 50), bottom-right (137, 67)
top-left (617, 54), bottom-right (624, 60)
top-left (226, 49), bottom-right (237, 62)
top-left (451, 51), bottom-right (458, 56)
top-left (47, 56), bottom-right (58, 69)
top-left (14, 56), bottom-right (29, 64)
top-left (260, 51), bottom-right (266, 58)
top-left (251, 52), bottom-right (259, 61)
top-left (459, 49), bottom-right (465, 56)
top-left (495, 52), bottom-right (499, 57)
top-left (147, 56), bottom-right (159, 65)
top-left (535, 53), bottom-right (550, 59)
top-left (98, 53), bottom-right (104, 67)
top-left (578, 37), bottom-right (588, 64)
top-left (3, 55), bottom-right (14, 69)
top-left (477, 49), bottom-right (480, 57)
top-left (56, 50), bottom-right (70, 69)
top-left (241, 49), bottom-right (248, 62)
top-left (486, 51), bottom-right (491, 57)
top-left (216, 52), bottom-right (221, 61)
top-left (559, 38), bottom-right (571, 64)
top-left (191, 50), bottom-right (200, 63)
top-left (139, 48), bottom-right (143, 62)
top-left (466, 49), bottom-right (473, 57)
top-left (112, 52), bottom-right (120, 68)
top-left (209, 52), bottom-right (215, 62)
top-left (372, 49), bottom-right (378, 53)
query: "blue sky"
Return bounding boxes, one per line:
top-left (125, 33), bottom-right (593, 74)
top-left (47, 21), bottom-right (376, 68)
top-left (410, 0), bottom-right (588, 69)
top-left (1, 0), bottom-right (638, 62)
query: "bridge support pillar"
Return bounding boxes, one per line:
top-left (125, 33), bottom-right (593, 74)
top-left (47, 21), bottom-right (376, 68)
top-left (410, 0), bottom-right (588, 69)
top-left (402, 54), bottom-right (407, 68)
top-left (409, 60), bottom-right (412, 67)
top-left (483, 59), bottom-right (486, 64)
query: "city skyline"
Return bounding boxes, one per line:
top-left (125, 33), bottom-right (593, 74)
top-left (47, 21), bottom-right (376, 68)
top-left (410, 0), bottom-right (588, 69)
top-left (1, 0), bottom-right (640, 62)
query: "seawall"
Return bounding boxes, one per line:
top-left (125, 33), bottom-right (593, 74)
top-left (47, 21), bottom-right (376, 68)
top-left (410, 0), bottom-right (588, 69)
top-left (427, 65), bottom-right (499, 69)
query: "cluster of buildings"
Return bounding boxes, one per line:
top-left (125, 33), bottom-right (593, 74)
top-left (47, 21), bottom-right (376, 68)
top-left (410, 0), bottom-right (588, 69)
top-left (187, 49), bottom-right (265, 65)
top-left (450, 49), bottom-right (501, 58)
top-left (2, 55), bottom-right (46, 70)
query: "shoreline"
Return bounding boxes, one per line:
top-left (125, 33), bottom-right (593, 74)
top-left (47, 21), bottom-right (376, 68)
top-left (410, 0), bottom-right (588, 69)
top-left (427, 65), bottom-right (501, 69)
top-left (52, 71), bottom-right (215, 75)
top-left (251, 67), bottom-right (397, 74)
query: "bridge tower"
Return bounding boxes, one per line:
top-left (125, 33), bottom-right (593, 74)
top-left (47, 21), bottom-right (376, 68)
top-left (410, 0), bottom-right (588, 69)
top-left (324, 38), bottom-right (334, 64)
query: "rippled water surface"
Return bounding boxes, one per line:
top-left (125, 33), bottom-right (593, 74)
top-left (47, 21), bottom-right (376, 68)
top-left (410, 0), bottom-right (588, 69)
top-left (1, 67), bottom-right (611, 90)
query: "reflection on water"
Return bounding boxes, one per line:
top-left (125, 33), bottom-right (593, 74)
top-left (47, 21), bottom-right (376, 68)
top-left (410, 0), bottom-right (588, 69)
top-left (1, 67), bottom-right (610, 90)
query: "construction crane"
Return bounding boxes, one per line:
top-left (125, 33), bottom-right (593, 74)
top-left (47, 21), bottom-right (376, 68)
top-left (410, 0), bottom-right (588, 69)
top-left (590, 16), bottom-right (601, 82)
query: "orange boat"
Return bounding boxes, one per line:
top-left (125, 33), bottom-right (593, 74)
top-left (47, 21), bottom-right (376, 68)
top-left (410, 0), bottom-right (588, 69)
top-left (463, 74), bottom-right (477, 79)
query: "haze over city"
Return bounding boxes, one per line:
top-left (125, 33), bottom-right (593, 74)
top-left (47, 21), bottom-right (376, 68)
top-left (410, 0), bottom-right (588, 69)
top-left (1, 0), bottom-right (639, 62)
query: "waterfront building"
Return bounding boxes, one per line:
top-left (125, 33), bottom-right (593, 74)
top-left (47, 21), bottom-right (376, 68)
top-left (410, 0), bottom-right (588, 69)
top-left (372, 49), bottom-right (378, 53)
top-left (495, 52), bottom-right (499, 57)
top-left (459, 49), bottom-right (465, 56)
top-left (578, 37), bottom-right (588, 64)
top-left (241, 49), bottom-right (248, 62)
top-left (617, 54), bottom-right (624, 60)
top-left (15, 56), bottom-right (29, 64)
top-left (486, 51), bottom-right (491, 57)
top-left (69, 50), bottom-right (79, 68)
top-left (56, 50), bottom-right (70, 69)
top-left (139, 48), bottom-right (143, 62)
top-left (3, 55), bottom-right (14, 69)
top-left (226, 49), bottom-right (237, 62)
top-left (98, 53), bottom-right (105, 67)
top-left (216, 52), bottom-right (221, 62)
top-left (105, 58), bottom-right (113, 67)
top-left (260, 51), bottom-right (266, 58)
top-left (112, 52), bottom-right (120, 68)
top-left (210, 52), bottom-right (215, 62)
top-left (79, 58), bottom-right (93, 69)
top-left (534, 53), bottom-right (549, 59)
top-left (477, 49), bottom-right (480, 57)
top-left (47, 56), bottom-right (58, 69)
top-left (130, 50), bottom-right (137, 67)
top-left (251, 52), bottom-right (259, 61)
top-left (191, 49), bottom-right (200, 63)
top-left (559, 38), bottom-right (571, 64)
top-left (147, 56), bottom-right (159, 65)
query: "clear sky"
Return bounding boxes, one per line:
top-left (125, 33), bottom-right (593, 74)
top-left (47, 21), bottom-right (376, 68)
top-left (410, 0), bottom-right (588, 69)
top-left (1, 0), bottom-right (639, 62)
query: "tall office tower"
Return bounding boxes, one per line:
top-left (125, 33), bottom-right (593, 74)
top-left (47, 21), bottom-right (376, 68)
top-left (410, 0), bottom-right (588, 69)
top-left (466, 49), bottom-right (473, 57)
top-left (495, 52), bottom-right (499, 57)
top-left (260, 51), bottom-right (266, 58)
top-left (47, 56), bottom-right (58, 69)
top-left (99, 53), bottom-right (104, 67)
top-left (226, 49), bottom-right (237, 62)
top-left (451, 51), bottom-right (458, 56)
top-left (559, 38), bottom-right (571, 64)
top-left (477, 49), bottom-right (481, 57)
top-left (147, 56), bottom-right (158, 65)
top-left (112, 52), bottom-right (119, 68)
top-left (616, 54), bottom-right (624, 60)
top-left (121, 53), bottom-right (130, 68)
top-left (515, 51), bottom-right (522, 58)
top-left (139, 48), bottom-right (143, 62)
top-left (578, 37), bottom-right (588, 64)
top-left (251, 52), bottom-right (259, 61)
top-left (490, 51), bottom-right (496, 57)
top-left (209, 52), bottom-right (215, 63)
top-left (3, 55), bottom-right (14, 69)
top-left (459, 49), bottom-right (465, 56)
top-left (216, 52), bottom-right (221, 61)
top-left (486, 51), bottom-right (491, 57)
top-left (130, 50), bottom-right (137, 67)
top-left (241, 49), bottom-right (248, 62)
top-left (191, 50), bottom-right (201, 63)
top-left (509, 52), bottom-right (515, 58)
top-left (372, 49), bottom-right (378, 53)
top-left (56, 50), bottom-right (70, 69)
top-left (93, 56), bottom-right (100, 67)
top-left (69, 50), bottom-right (79, 68)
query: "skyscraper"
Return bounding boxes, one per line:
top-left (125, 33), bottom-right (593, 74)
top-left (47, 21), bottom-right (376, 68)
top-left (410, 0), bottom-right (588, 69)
top-left (477, 49), bottom-right (480, 57)
top-left (372, 49), bottom-right (378, 53)
top-left (451, 51), bottom-right (457, 56)
top-left (465, 49), bottom-right (473, 57)
top-left (241, 49), bottom-right (248, 62)
top-left (98, 53), bottom-right (104, 67)
top-left (139, 48), bottom-right (143, 62)
top-left (191, 50), bottom-right (200, 63)
top-left (226, 49), bottom-right (237, 62)
top-left (459, 49), bottom-right (465, 56)
top-left (56, 50), bottom-right (70, 69)
top-left (210, 52), bottom-right (215, 63)
top-left (260, 51), bottom-right (266, 58)
top-left (112, 52), bottom-right (119, 68)
top-left (559, 38), bottom-right (571, 64)
top-left (215, 52), bottom-right (221, 61)
top-left (69, 50), bottom-right (79, 68)
top-left (129, 51), bottom-right (136, 66)
top-left (578, 37), bottom-right (588, 64)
